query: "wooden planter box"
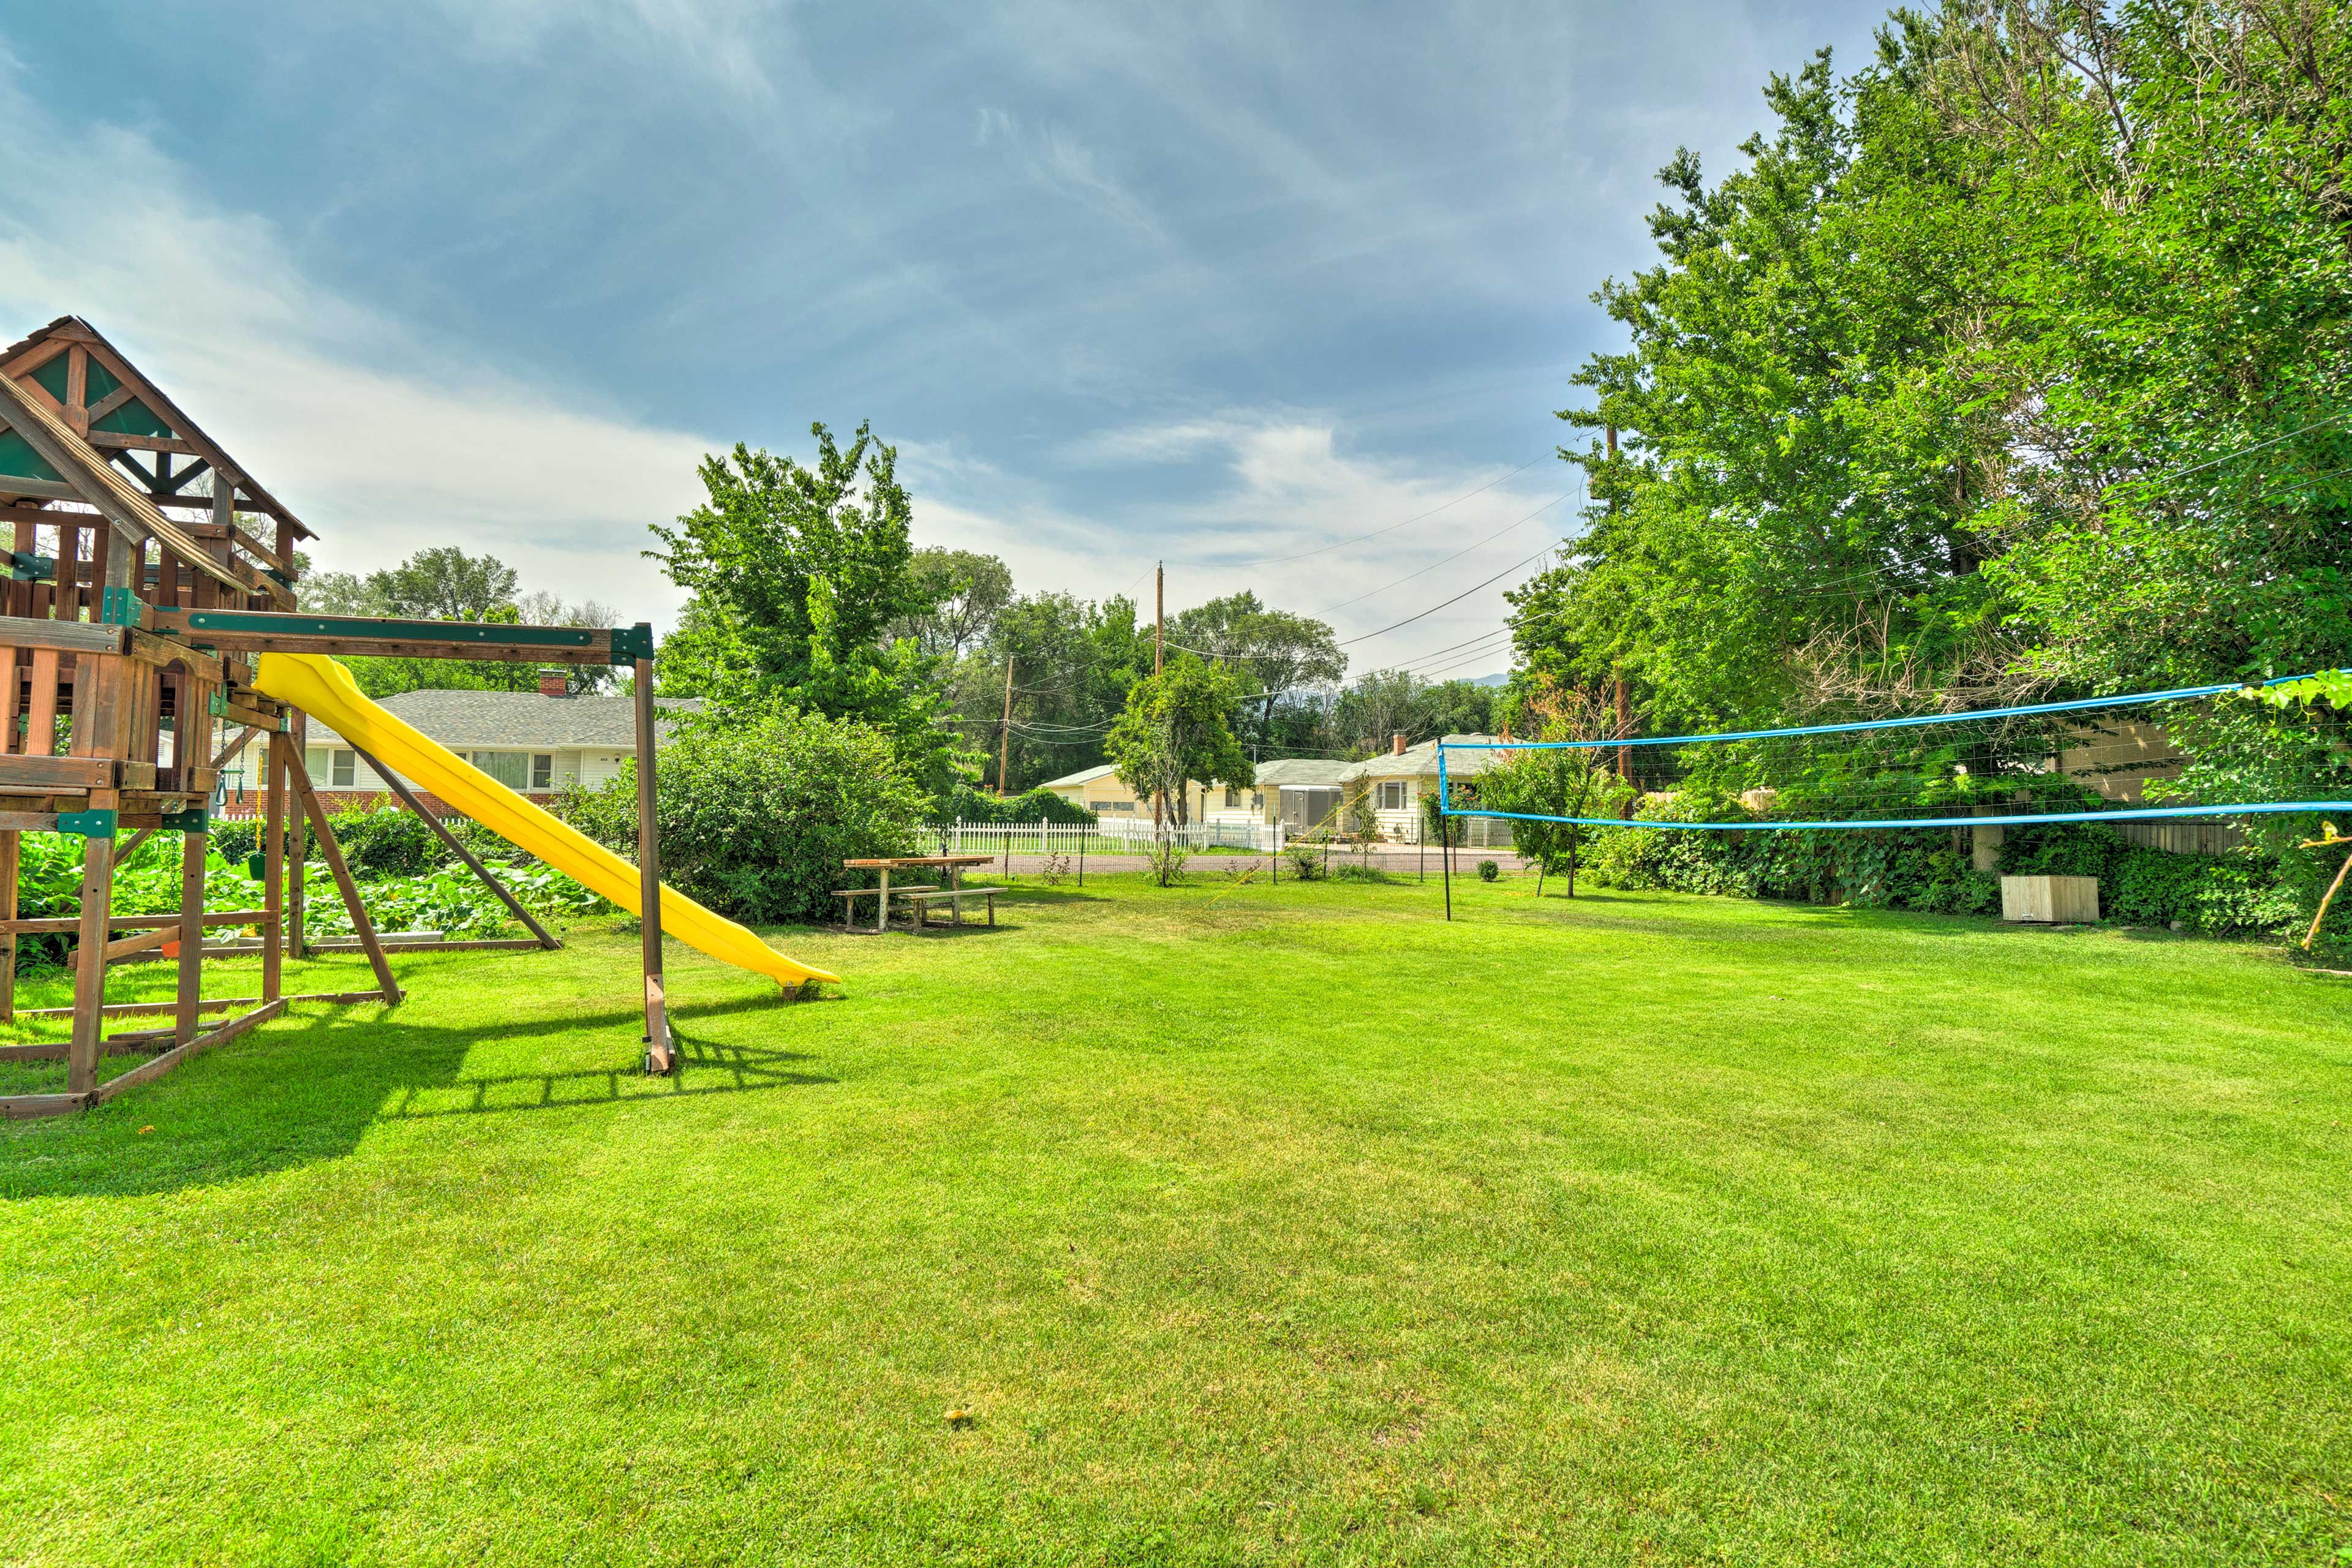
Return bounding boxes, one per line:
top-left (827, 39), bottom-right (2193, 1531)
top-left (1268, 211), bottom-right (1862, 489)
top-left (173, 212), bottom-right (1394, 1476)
top-left (2001, 873), bottom-right (2100, 924)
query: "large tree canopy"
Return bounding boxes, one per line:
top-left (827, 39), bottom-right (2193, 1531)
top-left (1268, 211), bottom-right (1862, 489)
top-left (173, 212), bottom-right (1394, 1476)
top-left (654, 421), bottom-right (968, 791)
top-left (1515, 0), bottom-right (2352, 828)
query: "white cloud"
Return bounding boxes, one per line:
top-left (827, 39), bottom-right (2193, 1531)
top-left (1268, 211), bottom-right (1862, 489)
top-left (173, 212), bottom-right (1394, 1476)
top-left (975, 108), bottom-right (1166, 239)
top-left (0, 67), bottom-right (714, 627)
top-left (908, 410), bottom-right (1578, 676)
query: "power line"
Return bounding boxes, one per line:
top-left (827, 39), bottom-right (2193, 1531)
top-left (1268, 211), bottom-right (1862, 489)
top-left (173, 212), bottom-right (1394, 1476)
top-left (1313, 490), bottom-right (1576, 617)
top-left (1213, 456), bottom-right (1557, 568)
top-left (1335, 539), bottom-right (1566, 649)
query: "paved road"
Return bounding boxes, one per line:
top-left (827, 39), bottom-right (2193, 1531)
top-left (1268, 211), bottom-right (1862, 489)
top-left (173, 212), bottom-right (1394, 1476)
top-left (974, 845), bottom-right (1541, 878)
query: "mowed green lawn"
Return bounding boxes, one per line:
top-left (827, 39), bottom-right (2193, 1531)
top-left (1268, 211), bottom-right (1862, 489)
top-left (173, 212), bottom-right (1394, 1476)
top-left (2, 870), bottom-right (2347, 1566)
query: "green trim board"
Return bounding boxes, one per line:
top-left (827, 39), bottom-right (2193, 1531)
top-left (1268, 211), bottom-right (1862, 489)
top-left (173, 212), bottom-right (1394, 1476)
top-left (184, 611), bottom-right (601, 647)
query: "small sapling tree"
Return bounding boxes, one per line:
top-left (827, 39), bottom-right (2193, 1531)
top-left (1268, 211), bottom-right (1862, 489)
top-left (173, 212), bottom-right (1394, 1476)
top-left (1484, 682), bottom-right (1635, 897)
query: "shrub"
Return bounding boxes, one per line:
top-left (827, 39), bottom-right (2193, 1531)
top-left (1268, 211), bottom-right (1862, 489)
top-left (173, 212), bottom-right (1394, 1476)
top-left (1476, 859), bottom-right (1500, 882)
top-left (937, 783), bottom-right (1093, 825)
top-left (1331, 861), bottom-right (1390, 883)
top-left (564, 707), bottom-right (927, 924)
top-left (1145, 837), bottom-right (1189, 887)
top-left (1283, 841), bottom-right (1325, 881)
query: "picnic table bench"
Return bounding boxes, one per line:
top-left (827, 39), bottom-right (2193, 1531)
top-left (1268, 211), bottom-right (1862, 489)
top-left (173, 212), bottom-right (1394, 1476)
top-left (835, 854), bottom-right (998, 933)
top-left (900, 886), bottom-right (1005, 933)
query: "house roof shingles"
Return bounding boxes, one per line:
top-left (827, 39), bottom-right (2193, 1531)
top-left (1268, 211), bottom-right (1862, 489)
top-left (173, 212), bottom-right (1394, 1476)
top-left (309, 690), bottom-right (697, 751)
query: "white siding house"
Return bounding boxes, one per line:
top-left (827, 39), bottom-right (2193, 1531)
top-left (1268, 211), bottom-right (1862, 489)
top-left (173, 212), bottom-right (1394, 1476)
top-left (229, 683), bottom-right (695, 811)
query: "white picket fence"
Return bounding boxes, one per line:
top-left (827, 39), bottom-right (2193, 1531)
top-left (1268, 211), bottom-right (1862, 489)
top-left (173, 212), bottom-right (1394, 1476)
top-left (929, 818), bottom-right (1283, 858)
top-left (927, 815), bottom-right (1510, 858)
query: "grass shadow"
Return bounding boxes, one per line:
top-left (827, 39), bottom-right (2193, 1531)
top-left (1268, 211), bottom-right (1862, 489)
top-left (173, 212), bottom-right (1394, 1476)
top-left (0, 991), bottom-right (831, 1202)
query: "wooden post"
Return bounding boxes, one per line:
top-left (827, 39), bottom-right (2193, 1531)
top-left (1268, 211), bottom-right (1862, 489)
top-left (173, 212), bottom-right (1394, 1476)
top-left (263, 728), bottom-right (284, 1004)
top-left (345, 744), bottom-right (560, 949)
top-left (282, 737), bottom-right (399, 1003)
top-left (287, 714), bottom-right (306, 958)
top-left (66, 818), bottom-right (116, 1094)
top-left (633, 657), bottom-right (671, 1072)
top-left (0, 829), bottom-right (17, 1024)
top-left (176, 826), bottom-right (205, 1047)
top-left (997, 655), bottom-right (1014, 796)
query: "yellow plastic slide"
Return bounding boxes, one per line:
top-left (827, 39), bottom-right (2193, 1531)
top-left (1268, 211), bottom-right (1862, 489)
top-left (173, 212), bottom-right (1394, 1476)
top-left (251, 652), bottom-right (840, 987)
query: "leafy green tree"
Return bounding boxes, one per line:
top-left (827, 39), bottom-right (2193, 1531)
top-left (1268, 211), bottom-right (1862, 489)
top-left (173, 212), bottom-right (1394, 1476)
top-left (890, 548), bottom-right (1013, 659)
top-left (653, 422), bottom-right (969, 793)
top-left (1167, 591), bottom-right (1345, 737)
top-left (1104, 657), bottom-right (1255, 832)
top-left (291, 548), bottom-right (611, 698)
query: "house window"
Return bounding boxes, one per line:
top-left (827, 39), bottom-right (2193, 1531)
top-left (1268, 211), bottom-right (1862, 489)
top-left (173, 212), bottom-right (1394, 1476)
top-left (532, 753), bottom-right (554, 790)
top-left (332, 749), bottom-right (356, 788)
top-left (1251, 791), bottom-right (1264, 811)
top-left (472, 751), bottom-right (529, 790)
top-left (1378, 780), bottom-right (1409, 812)
top-left (306, 747), bottom-right (330, 781)
top-left (1224, 785), bottom-right (1239, 808)
top-left (1110, 799), bottom-right (1136, 812)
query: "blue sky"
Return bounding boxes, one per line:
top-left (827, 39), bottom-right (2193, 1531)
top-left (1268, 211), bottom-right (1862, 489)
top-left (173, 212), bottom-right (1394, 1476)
top-left (2, 1), bottom-right (1883, 677)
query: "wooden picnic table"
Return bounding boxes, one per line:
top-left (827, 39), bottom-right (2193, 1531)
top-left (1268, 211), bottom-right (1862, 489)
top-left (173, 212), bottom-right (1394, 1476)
top-left (841, 855), bottom-right (998, 933)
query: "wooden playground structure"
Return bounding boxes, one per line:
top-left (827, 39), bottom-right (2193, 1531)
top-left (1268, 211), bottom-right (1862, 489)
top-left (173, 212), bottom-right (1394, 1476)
top-left (0, 316), bottom-right (676, 1118)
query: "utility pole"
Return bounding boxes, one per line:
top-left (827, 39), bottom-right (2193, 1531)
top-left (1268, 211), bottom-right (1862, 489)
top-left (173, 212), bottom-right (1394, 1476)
top-left (1615, 665), bottom-right (1630, 781)
top-left (1153, 561), bottom-right (1164, 833)
top-left (997, 654), bottom-right (1014, 796)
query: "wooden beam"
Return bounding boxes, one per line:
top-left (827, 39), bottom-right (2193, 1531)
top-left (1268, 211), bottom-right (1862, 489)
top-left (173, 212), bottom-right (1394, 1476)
top-left (0, 829), bottom-right (16, 1025)
top-left (86, 431), bottom-right (202, 457)
top-left (1, 1091), bottom-right (91, 1120)
top-left (88, 998), bottom-right (288, 1107)
top-left (177, 826), bottom-right (205, 1046)
top-left (0, 912), bottom-right (268, 934)
top-left (85, 383), bottom-right (136, 424)
top-left (102, 925), bottom-right (175, 961)
top-left (301, 937), bottom-right (544, 954)
top-left (282, 737), bottom-right (401, 1003)
top-left (65, 823), bottom-right (115, 1095)
top-left (0, 478), bottom-right (81, 503)
top-left (0, 616), bottom-right (129, 656)
top-left (263, 731), bottom-right (283, 1003)
top-left (635, 654), bottom-right (671, 1074)
top-left (143, 608), bottom-right (621, 666)
top-left (9, 990), bottom-right (386, 1021)
top-left (347, 742), bottom-right (561, 950)
top-left (0, 756), bottom-right (118, 790)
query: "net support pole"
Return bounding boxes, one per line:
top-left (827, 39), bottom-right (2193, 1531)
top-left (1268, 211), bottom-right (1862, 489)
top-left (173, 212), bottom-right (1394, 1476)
top-left (1438, 750), bottom-right (1453, 923)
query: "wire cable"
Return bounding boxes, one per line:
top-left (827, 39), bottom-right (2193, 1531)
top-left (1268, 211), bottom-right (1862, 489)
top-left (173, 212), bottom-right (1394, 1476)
top-left (1213, 456), bottom-right (1556, 568)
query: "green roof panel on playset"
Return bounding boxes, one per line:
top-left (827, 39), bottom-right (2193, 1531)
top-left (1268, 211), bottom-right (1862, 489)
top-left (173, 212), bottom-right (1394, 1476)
top-left (89, 394), bottom-right (173, 439)
top-left (0, 426), bottom-right (65, 483)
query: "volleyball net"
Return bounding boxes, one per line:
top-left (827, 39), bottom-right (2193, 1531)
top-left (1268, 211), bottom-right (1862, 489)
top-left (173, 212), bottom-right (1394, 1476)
top-left (1435, 673), bottom-right (2352, 833)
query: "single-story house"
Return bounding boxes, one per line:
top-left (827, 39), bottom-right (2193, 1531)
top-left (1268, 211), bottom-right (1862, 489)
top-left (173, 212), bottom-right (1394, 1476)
top-left (1037, 763), bottom-right (1230, 823)
top-left (224, 670), bottom-right (693, 814)
top-left (1338, 732), bottom-right (1511, 843)
top-left (1248, 756), bottom-right (1355, 832)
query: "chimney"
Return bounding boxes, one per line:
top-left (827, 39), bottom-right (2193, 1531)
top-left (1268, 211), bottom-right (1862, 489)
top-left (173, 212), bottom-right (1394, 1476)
top-left (537, 667), bottom-right (570, 698)
top-left (1391, 731), bottom-right (1408, 756)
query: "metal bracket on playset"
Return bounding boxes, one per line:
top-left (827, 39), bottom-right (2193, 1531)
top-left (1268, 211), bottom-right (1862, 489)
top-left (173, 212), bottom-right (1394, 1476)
top-left (99, 584), bottom-right (146, 627)
top-left (56, 809), bottom-right (119, 839)
top-left (609, 622), bottom-right (656, 664)
top-left (159, 806), bottom-right (209, 834)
